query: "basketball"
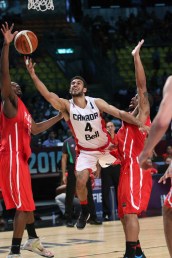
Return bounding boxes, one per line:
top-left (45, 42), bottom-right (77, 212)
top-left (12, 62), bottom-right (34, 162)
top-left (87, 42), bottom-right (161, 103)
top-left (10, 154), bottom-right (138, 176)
top-left (14, 30), bottom-right (38, 54)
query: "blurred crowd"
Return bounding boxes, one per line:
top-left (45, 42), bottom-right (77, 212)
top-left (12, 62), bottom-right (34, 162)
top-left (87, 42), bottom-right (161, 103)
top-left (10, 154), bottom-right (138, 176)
top-left (81, 9), bottom-right (172, 120)
top-left (82, 9), bottom-right (172, 54)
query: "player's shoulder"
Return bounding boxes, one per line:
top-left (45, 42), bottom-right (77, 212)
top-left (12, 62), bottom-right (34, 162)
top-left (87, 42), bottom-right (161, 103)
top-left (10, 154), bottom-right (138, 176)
top-left (60, 98), bottom-right (70, 104)
top-left (85, 96), bottom-right (96, 101)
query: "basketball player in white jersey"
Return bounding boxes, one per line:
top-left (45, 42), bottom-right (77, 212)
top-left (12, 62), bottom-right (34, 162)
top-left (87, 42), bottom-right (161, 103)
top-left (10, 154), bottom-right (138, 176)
top-left (139, 76), bottom-right (172, 257)
top-left (25, 57), bottom-right (147, 229)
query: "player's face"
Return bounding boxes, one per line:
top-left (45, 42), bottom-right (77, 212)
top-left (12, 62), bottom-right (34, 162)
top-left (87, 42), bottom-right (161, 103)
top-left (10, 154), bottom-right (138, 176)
top-left (106, 122), bottom-right (115, 134)
top-left (167, 146), bottom-right (172, 154)
top-left (128, 94), bottom-right (138, 111)
top-left (11, 82), bottom-right (22, 97)
top-left (69, 79), bottom-right (87, 97)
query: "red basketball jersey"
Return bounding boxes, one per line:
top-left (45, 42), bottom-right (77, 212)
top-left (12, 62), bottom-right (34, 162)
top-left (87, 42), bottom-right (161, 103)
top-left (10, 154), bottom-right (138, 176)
top-left (0, 98), bottom-right (32, 160)
top-left (117, 117), bottom-right (152, 218)
top-left (117, 117), bottom-right (151, 161)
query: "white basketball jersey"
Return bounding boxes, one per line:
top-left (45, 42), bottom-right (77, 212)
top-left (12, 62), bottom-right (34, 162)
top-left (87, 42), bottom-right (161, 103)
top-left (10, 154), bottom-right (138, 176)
top-left (68, 96), bottom-right (109, 150)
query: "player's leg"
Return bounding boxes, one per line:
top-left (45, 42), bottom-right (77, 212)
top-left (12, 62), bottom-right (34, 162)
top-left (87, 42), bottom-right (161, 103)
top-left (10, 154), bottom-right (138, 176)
top-left (123, 216), bottom-right (146, 258)
top-left (23, 211), bottom-right (54, 257)
top-left (76, 168), bottom-right (90, 201)
top-left (75, 151), bottom-right (98, 229)
top-left (162, 205), bottom-right (172, 257)
top-left (25, 211), bottom-right (38, 237)
top-left (20, 160), bottom-right (54, 257)
top-left (124, 214), bottom-right (139, 241)
top-left (122, 214), bottom-right (139, 258)
top-left (75, 168), bottom-right (90, 229)
top-left (134, 169), bottom-right (152, 258)
top-left (118, 164), bottom-right (139, 258)
top-left (7, 210), bottom-right (27, 257)
top-left (123, 163), bottom-right (151, 258)
top-left (0, 155), bottom-right (29, 257)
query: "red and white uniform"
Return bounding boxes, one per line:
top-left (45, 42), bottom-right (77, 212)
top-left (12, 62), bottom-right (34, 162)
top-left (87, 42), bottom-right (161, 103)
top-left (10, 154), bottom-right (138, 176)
top-left (117, 117), bottom-right (152, 218)
top-left (0, 98), bottom-right (35, 211)
top-left (68, 96), bottom-right (116, 171)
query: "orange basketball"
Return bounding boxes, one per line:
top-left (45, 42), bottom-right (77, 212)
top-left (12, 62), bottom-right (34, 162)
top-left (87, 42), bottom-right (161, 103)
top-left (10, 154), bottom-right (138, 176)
top-left (14, 30), bottom-right (38, 54)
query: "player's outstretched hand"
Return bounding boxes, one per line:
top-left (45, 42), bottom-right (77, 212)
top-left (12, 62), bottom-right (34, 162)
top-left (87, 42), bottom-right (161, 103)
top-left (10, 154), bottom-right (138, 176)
top-left (158, 164), bottom-right (172, 184)
top-left (132, 39), bottom-right (144, 56)
top-left (24, 56), bottom-right (36, 77)
top-left (1, 22), bottom-right (18, 45)
top-left (139, 124), bottom-right (150, 134)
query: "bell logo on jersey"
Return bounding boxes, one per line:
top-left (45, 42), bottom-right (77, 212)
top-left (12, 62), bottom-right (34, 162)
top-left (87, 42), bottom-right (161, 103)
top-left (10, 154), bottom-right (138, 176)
top-left (85, 131), bottom-right (99, 140)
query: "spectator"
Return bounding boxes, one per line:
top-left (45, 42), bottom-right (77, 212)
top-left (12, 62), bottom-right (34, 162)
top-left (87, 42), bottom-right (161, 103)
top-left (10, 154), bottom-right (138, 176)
top-left (145, 158), bottom-right (158, 175)
top-left (162, 145), bottom-right (172, 161)
top-left (55, 184), bottom-right (80, 224)
top-left (42, 130), bottom-right (62, 147)
top-left (165, 157), bottom-right (172, 165)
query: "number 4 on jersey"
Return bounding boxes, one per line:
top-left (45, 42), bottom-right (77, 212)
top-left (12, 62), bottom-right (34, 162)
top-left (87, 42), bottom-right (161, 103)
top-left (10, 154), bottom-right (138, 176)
top-left (85, 122), bottom-right (92, 132)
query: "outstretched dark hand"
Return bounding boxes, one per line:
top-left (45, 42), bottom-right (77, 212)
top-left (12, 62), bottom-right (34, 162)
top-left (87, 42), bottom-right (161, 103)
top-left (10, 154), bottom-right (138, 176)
top-left (1, 22), bottom-right (18, 44)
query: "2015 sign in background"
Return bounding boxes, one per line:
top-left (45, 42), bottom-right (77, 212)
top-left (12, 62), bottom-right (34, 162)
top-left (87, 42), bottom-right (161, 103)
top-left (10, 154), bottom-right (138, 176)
top-left (29, 147), bottom-right (62, 175)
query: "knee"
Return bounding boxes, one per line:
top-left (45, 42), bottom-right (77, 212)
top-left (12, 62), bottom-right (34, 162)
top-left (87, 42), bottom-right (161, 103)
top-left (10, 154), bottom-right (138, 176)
top-left (76, 181), bottom-right (85, 192)
top-left (76, 178), bottom-right (87, 191)
top-left (124, 214), bottom-right (137, 224)
top-left (15, 210), bottom-right (25, 217)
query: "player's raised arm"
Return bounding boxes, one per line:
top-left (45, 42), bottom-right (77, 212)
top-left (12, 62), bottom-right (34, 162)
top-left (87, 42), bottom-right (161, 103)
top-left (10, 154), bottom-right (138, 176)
top-left (132, 39), bottom-right (150, 123)
top-left (0, 22), bottom-right (18, 99)
top-left (139, 76), bottom-right (172, 169)
top-left (95, 98), bottom-right (142, 127)
top-left (25, 56), bottom-right (66, 112)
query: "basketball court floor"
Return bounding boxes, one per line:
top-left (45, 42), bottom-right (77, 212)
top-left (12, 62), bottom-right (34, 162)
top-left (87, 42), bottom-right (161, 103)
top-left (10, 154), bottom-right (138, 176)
top-left (0, 216), bottom-right (169, 258)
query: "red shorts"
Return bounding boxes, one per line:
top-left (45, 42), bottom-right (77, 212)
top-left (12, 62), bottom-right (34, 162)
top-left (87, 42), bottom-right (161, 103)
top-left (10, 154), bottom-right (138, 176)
top-left (164, 186), bottom-right (172, 208)
top-left (0, 152), bottom-right (35, 211)
top-left (118, 159), bottom-right (152, 218)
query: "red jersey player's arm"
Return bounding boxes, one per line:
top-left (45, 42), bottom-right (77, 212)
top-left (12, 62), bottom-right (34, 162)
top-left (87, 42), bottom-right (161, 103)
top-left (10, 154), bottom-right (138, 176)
top-left (139, 76), bottom-right (172, 168)
top-left (31, 112), bottom-right (63, 135)
top-left (0, 23), bottom-right (18, 117)
top-left (95, 98), bottom-right (142, 127)
top-left (132, 39), bottom-right (150, 123)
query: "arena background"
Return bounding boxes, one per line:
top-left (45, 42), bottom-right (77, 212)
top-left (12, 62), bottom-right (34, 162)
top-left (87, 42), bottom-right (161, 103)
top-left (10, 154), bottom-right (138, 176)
top-left (0, 0), bottom-right (172, 228)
